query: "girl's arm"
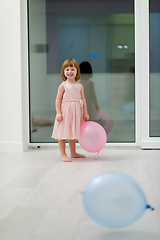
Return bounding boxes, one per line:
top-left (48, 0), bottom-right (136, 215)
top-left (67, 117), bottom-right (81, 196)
top-left (55, 83), bottom-right (65, 121)
top-left (81, 84), bottom-right (89, 121)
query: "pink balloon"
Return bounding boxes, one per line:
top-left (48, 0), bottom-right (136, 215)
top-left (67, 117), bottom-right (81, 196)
top-left (78, 121), bottom-right (107, 153)
top-left (97, 110), bottom-right (114, 134)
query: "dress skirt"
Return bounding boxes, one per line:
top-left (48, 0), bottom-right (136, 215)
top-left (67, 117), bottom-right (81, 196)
top-left (52, 100), bottom-right (84, 140)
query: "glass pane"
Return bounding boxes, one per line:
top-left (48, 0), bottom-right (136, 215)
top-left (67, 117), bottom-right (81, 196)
top-left (149, 0), bottom-right (160, 137)
top-left (28, 0), bottom-right (135, 143)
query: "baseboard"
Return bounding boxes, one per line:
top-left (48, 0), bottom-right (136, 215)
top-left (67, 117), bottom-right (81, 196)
top-left (141, 139), bottom-right (160, 149)
top-left (0, 142), bottom-right (28, 152)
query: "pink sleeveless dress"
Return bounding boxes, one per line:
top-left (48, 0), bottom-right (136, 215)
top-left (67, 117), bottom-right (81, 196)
top-left (52, 81), bottom-right (84, 140)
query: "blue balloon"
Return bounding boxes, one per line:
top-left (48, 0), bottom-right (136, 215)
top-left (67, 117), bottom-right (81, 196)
top-left (83, 172), bottom-right (150, 228)
top-left (121, 102), bottom-right (135, 120)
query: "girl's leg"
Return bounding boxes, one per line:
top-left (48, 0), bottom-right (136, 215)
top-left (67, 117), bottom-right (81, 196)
top-left (58, 140), bottom-right (72, 162)
top-left (69, 139), bottom-right (86, 158)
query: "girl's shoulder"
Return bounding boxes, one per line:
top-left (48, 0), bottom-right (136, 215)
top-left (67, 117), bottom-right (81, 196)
top-left (77, 82), bottom-right (83, 87)
top-left (60, 81), bottom-right (66, 86)
top-left (58, 82), bottom-right (65, 91)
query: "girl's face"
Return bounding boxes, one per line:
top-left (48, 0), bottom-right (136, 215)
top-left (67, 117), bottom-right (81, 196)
top-left (64, 65), bottom-right (77, 80)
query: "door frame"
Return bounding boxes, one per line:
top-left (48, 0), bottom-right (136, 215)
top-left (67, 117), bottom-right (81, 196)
top-left (25, 0), bottom-right (160, 149)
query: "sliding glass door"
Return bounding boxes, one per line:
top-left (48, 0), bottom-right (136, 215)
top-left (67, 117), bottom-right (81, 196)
top-left (27, 0), bottom-right (160, 148)
top-left (28, 0), bottom-right (135, 144)
top-left (149, 0), bottom-right (160, 137)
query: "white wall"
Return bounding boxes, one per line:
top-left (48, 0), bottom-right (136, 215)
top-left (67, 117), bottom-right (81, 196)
top-left (0, 0), bottom-right (28, 152)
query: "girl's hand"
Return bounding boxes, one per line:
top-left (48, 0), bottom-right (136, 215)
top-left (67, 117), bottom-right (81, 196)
top-left (56, 113), bottom-right (63, 122)
top-left (84, 113), bottom-right (89, 121)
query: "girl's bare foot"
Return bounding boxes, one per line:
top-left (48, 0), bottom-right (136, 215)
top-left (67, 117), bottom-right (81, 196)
top-left (71, 153), bottom-right (86, 158)
top-left (61, 155), bottom-right (72, 162)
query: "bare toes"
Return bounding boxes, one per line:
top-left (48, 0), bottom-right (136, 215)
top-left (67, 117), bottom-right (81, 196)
top-left (71, 153), bottom-right (86, 158)
top-left (61, 156), bottom-right (72, 162)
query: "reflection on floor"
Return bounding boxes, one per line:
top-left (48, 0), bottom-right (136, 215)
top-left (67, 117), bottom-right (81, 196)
top-left (0, 148), bottom-right (160, 240)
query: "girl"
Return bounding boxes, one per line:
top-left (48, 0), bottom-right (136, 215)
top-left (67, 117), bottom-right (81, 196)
top-left (52, 58), bottom-right (89, 162)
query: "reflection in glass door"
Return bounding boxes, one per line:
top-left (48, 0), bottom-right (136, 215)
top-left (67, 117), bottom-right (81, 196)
top-left (28, 0), bottom-right (135, 143)
top-left (149, 0), bottom-right (160, 137)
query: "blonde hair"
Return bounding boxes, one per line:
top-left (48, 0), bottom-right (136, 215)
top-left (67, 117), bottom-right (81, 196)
top-left (61, 58), bottom-right (81, 81)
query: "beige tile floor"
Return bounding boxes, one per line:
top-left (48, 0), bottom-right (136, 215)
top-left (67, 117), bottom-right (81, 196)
top-left (0, 147), bottom-right (160, 240)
